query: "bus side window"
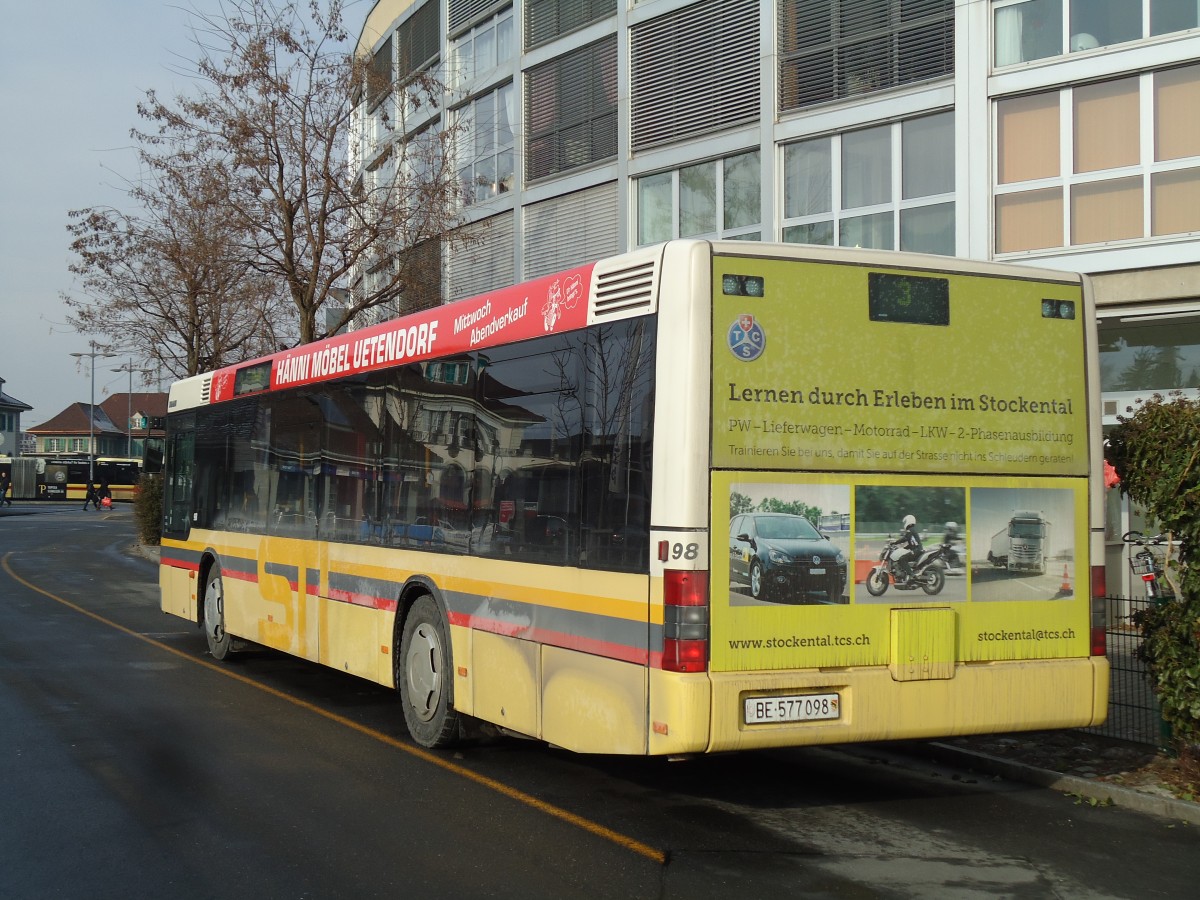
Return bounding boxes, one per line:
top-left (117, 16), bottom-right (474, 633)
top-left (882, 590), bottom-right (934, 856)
top-left (480, 335), bottom-right (583, 566)
top-left (580, 319), bottom-right (655, 573)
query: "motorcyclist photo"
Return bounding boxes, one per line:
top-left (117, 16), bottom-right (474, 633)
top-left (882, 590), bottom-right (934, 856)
top-left (890, 514), bottom-right (924, 583)
top-left (941, 521), bottom-right (965, 573)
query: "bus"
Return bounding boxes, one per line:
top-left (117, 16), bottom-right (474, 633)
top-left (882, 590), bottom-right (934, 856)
top-left (0, 455), bottom-right (142, 502)
top-left (159, 240), bottom-right (1108, 754)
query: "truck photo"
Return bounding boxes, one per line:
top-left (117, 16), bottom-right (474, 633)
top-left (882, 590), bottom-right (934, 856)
top-left (988, 510), bottom-right (1050, 575)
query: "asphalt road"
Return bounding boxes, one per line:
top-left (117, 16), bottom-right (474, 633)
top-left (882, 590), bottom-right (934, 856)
top-left (2, 504), bottom-right (1198, 899)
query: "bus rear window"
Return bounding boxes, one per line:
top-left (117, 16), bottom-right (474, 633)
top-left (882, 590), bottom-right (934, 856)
top-left (868, 272), bottom-right (950, 326)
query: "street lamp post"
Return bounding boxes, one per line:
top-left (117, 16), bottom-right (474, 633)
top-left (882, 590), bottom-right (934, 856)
top-left (111, 360), bottom-right (136, 458)
top-left (70, 342), bottom-right (117, 484)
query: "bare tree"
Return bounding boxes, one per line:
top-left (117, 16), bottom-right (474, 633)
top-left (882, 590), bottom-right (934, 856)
top-left (136, 0), bottom-right (468, 344)
top-left (64, 147), bottom-right (286, 380)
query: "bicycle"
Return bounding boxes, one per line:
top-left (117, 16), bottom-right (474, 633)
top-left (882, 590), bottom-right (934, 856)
top-left (1122, 531), bottom-right (1176, 600)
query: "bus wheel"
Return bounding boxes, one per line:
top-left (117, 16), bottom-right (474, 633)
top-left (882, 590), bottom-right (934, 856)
top-left (398, 595), bottom-right (460, 748)
top-left (203, 571), bottom-right (236, 660)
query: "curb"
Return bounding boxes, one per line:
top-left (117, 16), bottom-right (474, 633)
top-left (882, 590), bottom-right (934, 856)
top-left (927, 742), bottom-right (1200, 826)
top-left (132, 542), bottom-right (162, 564)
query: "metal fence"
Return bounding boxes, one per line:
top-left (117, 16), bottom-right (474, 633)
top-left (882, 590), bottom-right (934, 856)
top-left (1084, 595), bottom-right (1167, 748)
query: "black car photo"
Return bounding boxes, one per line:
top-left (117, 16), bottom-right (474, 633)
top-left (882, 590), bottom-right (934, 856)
top-left (729, 512), bottom-right (847, 603)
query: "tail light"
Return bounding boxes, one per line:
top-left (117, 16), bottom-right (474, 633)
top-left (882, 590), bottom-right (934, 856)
top-left (662, 569), bottom-right (708, 673)
top-left (1090, 565), bottom-right (1107, 656)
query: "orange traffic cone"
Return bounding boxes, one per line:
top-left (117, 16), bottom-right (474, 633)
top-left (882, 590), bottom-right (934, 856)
top-left (1060, 566), bottom-right (1071, 592)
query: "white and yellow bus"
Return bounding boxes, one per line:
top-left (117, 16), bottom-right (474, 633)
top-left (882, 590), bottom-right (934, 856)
top-left (159, 240), bottom-right (1108, 754)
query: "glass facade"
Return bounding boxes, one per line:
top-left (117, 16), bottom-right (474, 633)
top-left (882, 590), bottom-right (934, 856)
top-left (782, 112), bottom-right (955, 255)
top-left (1099, 314), bottom-right (1200, 393)
top-left (994, 0), bottom-right (1200, 67)
top-left (636, 151), bottom-right (762, 246)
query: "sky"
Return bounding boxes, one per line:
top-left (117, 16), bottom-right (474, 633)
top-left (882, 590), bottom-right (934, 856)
top-left (0, 1), bottom-right (367, 428)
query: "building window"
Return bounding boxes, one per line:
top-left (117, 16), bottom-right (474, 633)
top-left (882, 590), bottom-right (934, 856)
top-left (636, 151), bottom-right (762, 246)
top-left (994, 65), bottom-right (1200, 254)
top-left (630, 0), bottom-right (759, 151)
top-left (525, 0), bottom-right (617, 50)
top-left (449, 7), bottom-right (513, 90)
top-left (454, 83), bottom-right (516, 204)
top-left (1100, 314), bottom-right (1200, 393)
top-left (778, 0), bottom-right (954, 113)
top-left (994, 0), bottom-right (1200, 67)
top-left (368, 35), bottom-right (393, 110)
top-left (525, 36), bottom-right (618, 182)
top-left (782, 112), bottom-right (955, 255)
top-left (398, 1), bottom-right (440, 76)
top-left (69, 438), bottom-right (89, 453)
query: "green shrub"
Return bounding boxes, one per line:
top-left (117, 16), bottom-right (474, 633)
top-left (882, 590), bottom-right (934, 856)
top-left (134, 473), bottom-right (163, 546)
top-left (1107, 392), bottom-right (1200, 751)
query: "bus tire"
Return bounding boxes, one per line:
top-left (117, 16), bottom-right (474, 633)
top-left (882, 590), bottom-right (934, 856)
top-left (203, 570), bottom-right (236, 660)
top-left (398, 595), bottom-right (460, 748)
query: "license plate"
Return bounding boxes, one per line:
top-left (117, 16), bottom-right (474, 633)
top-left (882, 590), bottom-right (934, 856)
top-left (744, 692), bottom-right (840, 725)
top-left (809, 567), bottom-right (825, 575)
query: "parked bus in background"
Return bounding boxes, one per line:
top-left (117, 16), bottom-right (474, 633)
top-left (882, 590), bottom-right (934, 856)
top-left (159, 240), bottom-right (1107, 754)
top-left (0, 455), bottom-right (141, 502)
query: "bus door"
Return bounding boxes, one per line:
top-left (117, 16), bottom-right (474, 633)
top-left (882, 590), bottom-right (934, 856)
top-left (162, 416), bottom-right (196, 538)
top-left (161, 414), bottom-right (198, 621)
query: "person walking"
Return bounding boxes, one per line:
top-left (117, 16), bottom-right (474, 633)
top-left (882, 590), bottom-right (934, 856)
top-left (83, 480), bottom-right (101, 511)
top-left (0, 471), bottom-right (12, 507)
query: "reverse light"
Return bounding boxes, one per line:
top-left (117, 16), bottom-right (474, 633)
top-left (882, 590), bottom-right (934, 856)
top-left (662, 569), bottom-right (709, 673)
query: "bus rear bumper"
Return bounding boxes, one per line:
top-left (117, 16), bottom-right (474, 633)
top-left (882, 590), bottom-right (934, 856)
top-left (701, 656), bottom-right (1109, 754)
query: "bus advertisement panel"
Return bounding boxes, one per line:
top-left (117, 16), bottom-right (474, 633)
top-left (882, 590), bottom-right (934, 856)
top-left (706, 251), bottom-right (1102, 744)
top-left (712, 258), bottom-right (1088, 476)
top-left (711, 471), bottom-right (1088, 671)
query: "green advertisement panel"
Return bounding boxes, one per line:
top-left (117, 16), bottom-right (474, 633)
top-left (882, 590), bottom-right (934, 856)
top-left (712, 257), bottom-right (1089, 475)
top-left (711, 470), bottom-right (1090, 673)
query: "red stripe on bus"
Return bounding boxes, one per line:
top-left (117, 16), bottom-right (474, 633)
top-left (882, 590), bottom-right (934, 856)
top-left (447, 611), bottom-right (649, 666)
top-left (327, 588), bottom-right (399, 612)
top-left (161, 557), bottom-right (200, 572)
top-left (222, 569), bottom-right (259, 584)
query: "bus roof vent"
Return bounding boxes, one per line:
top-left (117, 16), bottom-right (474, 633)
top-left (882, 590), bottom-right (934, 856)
top-left (200, 375), bottom-right (212, 404)
top-left (591, 249), bottom-right (660, 322)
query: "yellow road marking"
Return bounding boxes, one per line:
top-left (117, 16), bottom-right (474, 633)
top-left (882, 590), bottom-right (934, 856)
top-left (1, 552), bottom-right (666, 865)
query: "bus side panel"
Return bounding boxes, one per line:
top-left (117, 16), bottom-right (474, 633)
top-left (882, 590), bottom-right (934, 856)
top-left (707, 658), bottom-right (1108, 753)
top-left (249, 536), bottom-right (320, 659)
top-left (320, 594), bottom-right (392, 685)
top-left (647, 669), bottom-right (712, 755)
top-left (473, 630), bottom-right (540, 738)
top-left (541, 645), bottom-right (648, 754)
top-left (159, 543), bottom-right (199, 623)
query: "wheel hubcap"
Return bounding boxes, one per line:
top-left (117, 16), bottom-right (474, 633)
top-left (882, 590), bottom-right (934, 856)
top-left (406, 623), bottom-right (443, 722)
top-left (204, 580), bottom-right (224, 642)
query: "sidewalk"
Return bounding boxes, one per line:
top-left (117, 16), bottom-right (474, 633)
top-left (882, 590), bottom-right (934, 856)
top-left (928, 731), bottom-right (1200, 825)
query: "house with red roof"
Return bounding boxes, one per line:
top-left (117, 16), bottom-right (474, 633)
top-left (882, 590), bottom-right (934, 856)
top-left (26, 392), bottom-right (167, 461)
